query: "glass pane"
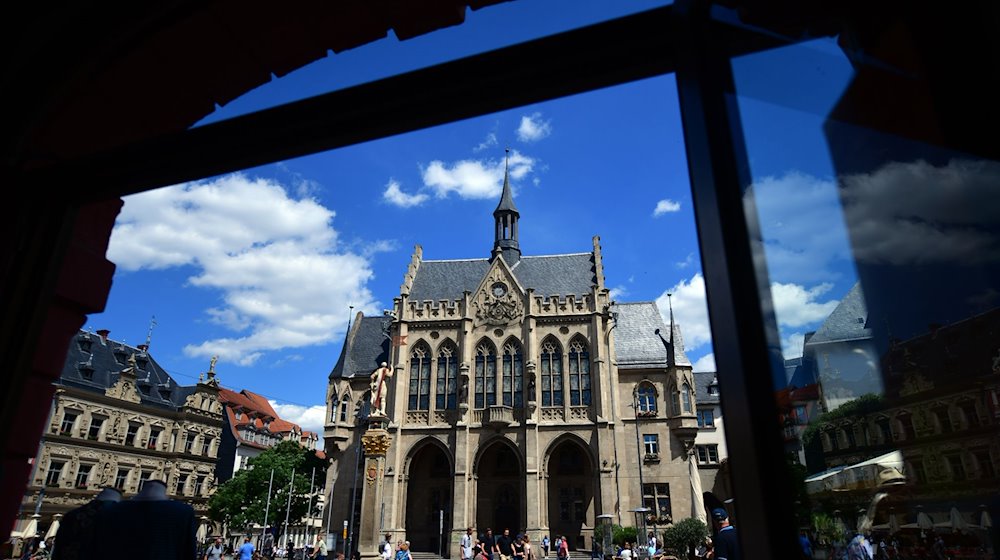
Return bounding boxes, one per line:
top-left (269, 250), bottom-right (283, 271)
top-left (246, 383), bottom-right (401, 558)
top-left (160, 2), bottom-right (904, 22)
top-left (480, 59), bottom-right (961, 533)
top-left (732, 32), bottom-right (1000, 557)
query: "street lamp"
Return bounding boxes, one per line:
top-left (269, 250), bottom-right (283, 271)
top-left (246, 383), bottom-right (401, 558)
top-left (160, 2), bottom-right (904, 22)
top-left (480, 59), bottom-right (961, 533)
top-left (630, 508), bottom-right (650, 560)
top-left (631, 389), bottom-right (647, 559)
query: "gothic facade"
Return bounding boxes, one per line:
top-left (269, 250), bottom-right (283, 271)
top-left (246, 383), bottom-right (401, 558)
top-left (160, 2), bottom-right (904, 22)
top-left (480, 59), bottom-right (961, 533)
top-left (324, 168), bottom-right (703, 556)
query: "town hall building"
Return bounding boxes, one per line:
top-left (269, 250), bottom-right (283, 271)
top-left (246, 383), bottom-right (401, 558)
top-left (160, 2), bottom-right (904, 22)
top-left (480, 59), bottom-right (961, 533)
top-left (324, 162), bottom-right (707, 556)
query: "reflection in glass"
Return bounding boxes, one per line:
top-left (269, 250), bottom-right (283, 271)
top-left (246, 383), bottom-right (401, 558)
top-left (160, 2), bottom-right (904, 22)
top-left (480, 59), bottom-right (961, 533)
top-left (733, 33), bottom-right (1000, 559)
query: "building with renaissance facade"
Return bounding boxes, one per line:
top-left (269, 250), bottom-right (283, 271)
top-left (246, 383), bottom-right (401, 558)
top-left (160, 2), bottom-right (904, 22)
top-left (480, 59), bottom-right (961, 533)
top-left (324, 166), bottom-right (709, 556)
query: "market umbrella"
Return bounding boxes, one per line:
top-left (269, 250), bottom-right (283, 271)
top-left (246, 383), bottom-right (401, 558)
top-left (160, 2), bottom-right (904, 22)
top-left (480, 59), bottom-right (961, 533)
top-left (949, 507), bottom-right (969, 533)
top-left (689, 452), bottom-right (707, 525)
top-left (917, 508), bottom-right (934, 537)
top-left (20, 514), bottom-right (40, 540)
top-left (44, 514), bottom-right (61, 541)
top-left (888, 511), bottom-right (900, 535)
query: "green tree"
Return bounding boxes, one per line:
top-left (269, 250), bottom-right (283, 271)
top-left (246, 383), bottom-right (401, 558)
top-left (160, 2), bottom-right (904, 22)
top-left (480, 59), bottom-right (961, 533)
top-left (661, 518), bottom-right (708, 559)
top-left (209, 440), bottom-right (327, 539)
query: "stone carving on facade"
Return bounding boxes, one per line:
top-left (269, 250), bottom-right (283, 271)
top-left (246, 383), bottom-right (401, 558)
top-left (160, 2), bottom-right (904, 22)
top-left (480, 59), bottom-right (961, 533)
top-left (365, 458), bottom-right (380, 486)
top-left (361, 431), bottom-right (392, 456)
top-left (105, 354), bottom-right (142, 403)
top-left (899, 371), bottom-right (935, 396)
top-left (472, 265), bottom-right (524, 327)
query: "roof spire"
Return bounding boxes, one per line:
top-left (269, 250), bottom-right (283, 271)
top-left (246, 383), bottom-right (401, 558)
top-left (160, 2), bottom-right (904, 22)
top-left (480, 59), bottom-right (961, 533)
top-left (144, 315), bottom-right (157, 349)
top-left (492, 147), bottom-right (521, 263)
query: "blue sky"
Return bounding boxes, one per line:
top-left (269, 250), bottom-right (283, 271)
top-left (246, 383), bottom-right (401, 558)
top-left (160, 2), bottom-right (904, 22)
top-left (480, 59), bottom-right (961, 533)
top-left (87, 2), bottom-right (865, 433)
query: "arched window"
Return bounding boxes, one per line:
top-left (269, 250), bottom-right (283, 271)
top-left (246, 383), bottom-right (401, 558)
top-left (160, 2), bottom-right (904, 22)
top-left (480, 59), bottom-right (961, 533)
top-left (475, 342), bottom-right (497, 409)
top-left (436, 342), bottom-right (458, 410)
top-left (330, 395), bottom-right (340, 423)
top-left (409, 344), bottom-right (431, 410)
top-left (540, 339), bottom-right (563, 407)
top-left (339, 395), bottom-right (350, 422)
top-left (568, 338), bottom-right (591, 406)
top-left (502, 340), bottom-right (523, 407)
top-left (636, 382), bottom-right (657, 414)
top-left (681, 382), bottom-right (693, 413)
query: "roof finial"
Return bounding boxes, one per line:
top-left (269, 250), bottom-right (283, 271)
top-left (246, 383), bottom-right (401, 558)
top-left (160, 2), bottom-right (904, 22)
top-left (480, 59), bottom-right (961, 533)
top-left (209, 356), bottom-right (217, 374)
top-left (347, 305), bottom-right (355, 331)
top-left (667, 293), bottom-right (675, 346)
top-left (144, 315), bottom-right (157, 349)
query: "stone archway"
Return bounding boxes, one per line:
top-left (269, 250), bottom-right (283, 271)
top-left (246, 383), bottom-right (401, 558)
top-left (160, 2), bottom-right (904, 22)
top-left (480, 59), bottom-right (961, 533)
top-left (476, 439), bottom-right (524, 535)
top-left (405, 441), bottom-right (453, 554)
top-left (546, 438), bottom-right (596, 551)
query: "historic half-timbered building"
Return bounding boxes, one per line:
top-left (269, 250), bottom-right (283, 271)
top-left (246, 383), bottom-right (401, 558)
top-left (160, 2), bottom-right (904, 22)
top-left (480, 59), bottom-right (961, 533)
top-left (324, 166), bottom-right (704, 556)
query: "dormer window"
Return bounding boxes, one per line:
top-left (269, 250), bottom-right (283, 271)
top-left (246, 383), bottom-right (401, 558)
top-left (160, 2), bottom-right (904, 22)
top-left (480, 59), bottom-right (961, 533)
top-left (235, 411), bottom-right (242, 421)
top-left (113, 346), bottom-right (128, 365)
top-left (136, 357), bottom-right (148, 370)
top-left (78, 362), bottom-right (95, 381)
top-left (158, 389), bottom-right (171, 400)
top-left (707, 381), bottom-right (719, 396)
top-left (78, 337), bottom-right (93, 353)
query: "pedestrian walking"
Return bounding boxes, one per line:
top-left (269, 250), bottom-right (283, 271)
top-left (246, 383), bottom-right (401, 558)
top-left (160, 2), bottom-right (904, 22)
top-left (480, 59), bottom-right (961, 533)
top-left (238, 536), bottom-right (255, 560)
top-left (383, 534), bottom-right (394, 560)
top-left (557, 536), bottom-right (568, 560)
top-left (310, 532), bottom-right (328, 560)
top-left (541, 536), bottom-right (549, 558)
top-left (710, 509), bottom-right (740, 560)
top-left (462, 528), bottom-right (475, 560)
top-left (204, 537), bottom-right (225, 560)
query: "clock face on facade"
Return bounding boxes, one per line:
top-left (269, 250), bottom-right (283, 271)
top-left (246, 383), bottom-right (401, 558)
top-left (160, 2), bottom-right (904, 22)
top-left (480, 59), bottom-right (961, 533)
top-left (491, 282), bottom-right (508, 298)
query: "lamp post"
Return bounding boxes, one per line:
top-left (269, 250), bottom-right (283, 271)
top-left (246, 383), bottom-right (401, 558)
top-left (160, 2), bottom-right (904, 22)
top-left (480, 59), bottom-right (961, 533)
top-left (631, 390), bottom-right (647, 559)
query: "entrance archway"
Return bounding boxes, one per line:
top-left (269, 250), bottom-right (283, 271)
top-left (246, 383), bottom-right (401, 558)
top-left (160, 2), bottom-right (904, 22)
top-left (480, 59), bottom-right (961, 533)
top-left (405, 441), bottom-right (453, 554)
top-left (476, 439), bottom-right (524, 534)
top-left (546, 438), bottom-right (595, 550)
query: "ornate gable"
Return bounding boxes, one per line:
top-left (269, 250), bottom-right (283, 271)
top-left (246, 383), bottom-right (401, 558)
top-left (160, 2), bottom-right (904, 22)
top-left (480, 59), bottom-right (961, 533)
top-left (105, 354), bottom-right (142, 403)
top-left (471, 255), bottom-right (525, 327)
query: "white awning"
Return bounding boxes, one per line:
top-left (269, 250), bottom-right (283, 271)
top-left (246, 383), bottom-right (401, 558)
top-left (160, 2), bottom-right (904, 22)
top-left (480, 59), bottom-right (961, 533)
top-left (806, 451), bottom-right (904, 494)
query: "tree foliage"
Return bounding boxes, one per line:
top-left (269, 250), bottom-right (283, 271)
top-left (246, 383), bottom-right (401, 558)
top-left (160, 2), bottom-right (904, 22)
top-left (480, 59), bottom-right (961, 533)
top-left (661, 518), bottom-right (709, 558)
top-left (209, 440), bottom-right (327, 537)
top-left (801, 393), bottom-right (886, 445)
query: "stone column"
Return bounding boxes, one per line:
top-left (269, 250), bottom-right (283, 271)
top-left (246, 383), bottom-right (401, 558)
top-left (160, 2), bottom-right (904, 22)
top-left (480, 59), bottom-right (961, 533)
top-left (358, 417), bottom-right (393, 560)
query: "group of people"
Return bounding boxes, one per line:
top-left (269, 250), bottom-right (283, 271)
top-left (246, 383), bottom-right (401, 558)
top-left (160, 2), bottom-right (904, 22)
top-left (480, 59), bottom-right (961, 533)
top-left (452, 527), bottom-right (543, 560)
top-left (231, 531), bottom-right (330, 560)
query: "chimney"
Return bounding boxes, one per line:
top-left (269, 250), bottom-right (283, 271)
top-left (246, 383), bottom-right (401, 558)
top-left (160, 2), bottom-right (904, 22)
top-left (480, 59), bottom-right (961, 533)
top-left (96, 329), bottom-right (110, 343)
top-left (138, 344), bottom-right (149, 353)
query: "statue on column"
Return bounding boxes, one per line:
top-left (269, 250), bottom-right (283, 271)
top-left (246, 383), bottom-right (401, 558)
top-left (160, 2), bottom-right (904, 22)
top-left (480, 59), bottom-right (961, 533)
top-left (370, 362), bottom-right (393, 417)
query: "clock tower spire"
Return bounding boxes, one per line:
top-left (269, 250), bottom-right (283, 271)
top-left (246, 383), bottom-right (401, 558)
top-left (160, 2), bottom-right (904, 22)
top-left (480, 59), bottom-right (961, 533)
top-left (492, 148), bottom-right (521, 264)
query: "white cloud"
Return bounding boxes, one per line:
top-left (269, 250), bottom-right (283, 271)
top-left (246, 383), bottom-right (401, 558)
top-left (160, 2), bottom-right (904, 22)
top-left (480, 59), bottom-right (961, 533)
top-left (655, 273), bottom-right (839, 357)
top-left (609, 285), bottom-right (629, 300)
top-left (108, 173), bottom-right (380, 366)
top-left (840, 158), bottom-right (1000, 264)
top-left (268, 400), bottom-right (326, 445)
top-left (516, 112), bottom-right (552, 142)
top-left (382, 179), bottom-right (429, 208)
top-left (769, 282), bottom-right (840, 328)
top-left (656, 273), bottom-right (712, 352)
top-left (653, 199), bottom-right (681, 217)
top-left (780, 332), bottom-right (806, 360)
top-left (675, 252), bottom-right (695, 269)
top-left (692, 352), bottom-right (716, 373)
top-left (474, 132), bottom-right (498, 153)
top-left (422, 151), bottom-right (535, 200)
top-left (749, 171), bottom-right (852, 284)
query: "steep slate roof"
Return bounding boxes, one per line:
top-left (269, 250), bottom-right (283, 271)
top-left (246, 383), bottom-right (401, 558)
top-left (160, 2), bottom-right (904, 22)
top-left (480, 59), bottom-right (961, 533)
top-left (694, 371), bottom-right (721, 404)
top-left (329, 314), bottom-right (391, 379)
top-left (60, 330), bottom-right (193, 410)
top-left (807, 282), bottom-right (871, 345)
top-left (408, 253), bottom-right (597, 302)
top-left (612, 301), bottom-right (691, 369)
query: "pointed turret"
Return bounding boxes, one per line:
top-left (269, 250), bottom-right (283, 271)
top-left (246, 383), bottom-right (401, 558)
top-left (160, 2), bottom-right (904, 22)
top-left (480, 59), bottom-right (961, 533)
top-left (492, 148), bottom-right (521, 264)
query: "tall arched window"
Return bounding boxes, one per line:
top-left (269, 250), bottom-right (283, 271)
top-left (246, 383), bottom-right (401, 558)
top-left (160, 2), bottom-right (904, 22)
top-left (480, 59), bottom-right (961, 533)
top-left (409, 344), bottom-right (431, 410)
top-left (502, 340), bottom-right (523, 407)
top-left (339, 394), bottom-right (350, 422)
top-left (681, 382), bottom-right (693, 413)
top-left (568, 338), bottom-right (591, 406)
top-left (540, 339), bottom-right (563, 406)
top-left (436, 342), bottom-right (458, 410)
top-left (330, 395), bottom-right (340, 422)
top-left (475, 342), bottom-right (497, 409)
top-left (636, 382), bottom-right (657, 414)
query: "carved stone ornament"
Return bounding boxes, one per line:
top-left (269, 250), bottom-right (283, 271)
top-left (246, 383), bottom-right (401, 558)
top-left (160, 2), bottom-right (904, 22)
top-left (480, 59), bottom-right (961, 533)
top-left (105, 363), bottom-right (142, 404)
top-left (361, 431), bottom-right (392, 456)
top-left (365, 458), bottom-right (379, 486)
top-left (472, 265), bottom-right (523, 327)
